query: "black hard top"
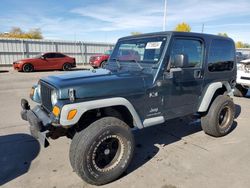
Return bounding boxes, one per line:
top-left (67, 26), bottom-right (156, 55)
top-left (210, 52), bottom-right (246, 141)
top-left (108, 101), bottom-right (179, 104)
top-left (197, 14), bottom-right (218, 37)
top-left (119, 31), bottom-right (234, 42)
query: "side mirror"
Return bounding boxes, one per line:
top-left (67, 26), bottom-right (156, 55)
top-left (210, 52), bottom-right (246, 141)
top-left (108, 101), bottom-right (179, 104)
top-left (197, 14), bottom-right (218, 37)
top-left (41, 56), bottom-right (46, 60)
top-left (173, 54), bottom-right (188, 68)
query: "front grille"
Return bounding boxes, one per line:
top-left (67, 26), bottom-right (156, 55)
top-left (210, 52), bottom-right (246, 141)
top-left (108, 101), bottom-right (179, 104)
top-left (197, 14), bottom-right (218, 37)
top-left (40, 82), bottom-right (53, 112)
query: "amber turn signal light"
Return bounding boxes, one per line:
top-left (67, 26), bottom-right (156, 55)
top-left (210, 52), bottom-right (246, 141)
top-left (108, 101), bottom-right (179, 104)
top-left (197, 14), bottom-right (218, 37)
top-left (52, 106), bottom-right (60, 117)
top-left (67, 109), bottom-right (77, 120)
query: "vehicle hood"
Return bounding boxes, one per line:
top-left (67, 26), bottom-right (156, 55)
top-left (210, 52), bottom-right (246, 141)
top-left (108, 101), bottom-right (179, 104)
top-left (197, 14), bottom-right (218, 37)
top-left (91, 54), bottom-right (109, 58)
top-left (41, 69), bottom-right (152, 99)
top-left (16, 58), bottom-right (38, 62)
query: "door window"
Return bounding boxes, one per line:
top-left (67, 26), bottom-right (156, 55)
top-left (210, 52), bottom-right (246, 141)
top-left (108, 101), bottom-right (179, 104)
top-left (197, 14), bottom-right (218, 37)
top-left (55, 53), bottom-right (66, 58)
top-left (44, 53), bottom-right (56, 58)
top-left (170, 39), bottom-right (203, 68)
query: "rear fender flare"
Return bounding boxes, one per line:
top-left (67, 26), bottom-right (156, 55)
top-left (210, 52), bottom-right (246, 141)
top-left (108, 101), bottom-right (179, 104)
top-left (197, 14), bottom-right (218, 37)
top-left (198, 81), bottom-right (233, 112)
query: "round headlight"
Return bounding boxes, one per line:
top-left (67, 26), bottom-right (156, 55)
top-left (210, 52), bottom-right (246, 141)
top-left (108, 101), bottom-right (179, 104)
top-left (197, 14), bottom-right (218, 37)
top-left (51, 90), bottom-right (58, 106)
top-left (237, 64), bottom-right (244, 71)
top-left (37, 83), bottom-right (41, 96)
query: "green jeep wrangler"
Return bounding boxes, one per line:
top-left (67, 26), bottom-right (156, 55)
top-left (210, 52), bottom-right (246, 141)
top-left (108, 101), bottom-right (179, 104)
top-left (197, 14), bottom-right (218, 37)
top-left (21, 31), bottom-right (236, 185)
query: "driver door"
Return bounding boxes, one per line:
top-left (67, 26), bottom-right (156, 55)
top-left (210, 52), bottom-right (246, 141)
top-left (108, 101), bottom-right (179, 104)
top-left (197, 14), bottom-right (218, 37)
top-left (163, 37), bottom-right (205, 119)
top-left (37, 53), bottom-right (55, 70)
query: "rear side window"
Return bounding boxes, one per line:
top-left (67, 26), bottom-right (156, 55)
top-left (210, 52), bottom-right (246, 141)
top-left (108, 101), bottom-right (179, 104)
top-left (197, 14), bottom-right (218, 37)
top-left (208, 39), bottom-right (235, 72)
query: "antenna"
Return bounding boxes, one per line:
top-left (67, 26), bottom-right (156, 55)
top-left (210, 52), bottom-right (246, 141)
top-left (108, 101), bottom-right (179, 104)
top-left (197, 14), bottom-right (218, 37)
top-left (163, 0), bottom-right (167, 31)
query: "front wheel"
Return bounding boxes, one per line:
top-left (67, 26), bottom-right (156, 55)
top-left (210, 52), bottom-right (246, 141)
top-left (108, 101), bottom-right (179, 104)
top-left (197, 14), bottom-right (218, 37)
top-left (201, 95), bottom-right (235, 137)
top-left (22, 64), bottom-right (34, 72)
top-left (70, 117), bottom-right (134, 185)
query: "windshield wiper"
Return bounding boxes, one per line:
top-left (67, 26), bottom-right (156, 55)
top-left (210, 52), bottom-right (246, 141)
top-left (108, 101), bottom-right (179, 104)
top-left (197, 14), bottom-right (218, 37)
top-left (126, 59), bottom-right (144, 71)
top-left (110, 58), bottom-right (121, 70)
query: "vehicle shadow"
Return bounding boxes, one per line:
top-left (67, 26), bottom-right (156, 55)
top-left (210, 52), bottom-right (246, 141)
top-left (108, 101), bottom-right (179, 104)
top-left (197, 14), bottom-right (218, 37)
top-left (235, 104), bottom-right (241, 118)
top-left (0, 70), bottom-right (9, 73)
top-left (124, 115), bottom-right (238, 178)
top-left (125, 117), bottom-right (202, 175)
top-left (0, 133), bottom-right (40, 186)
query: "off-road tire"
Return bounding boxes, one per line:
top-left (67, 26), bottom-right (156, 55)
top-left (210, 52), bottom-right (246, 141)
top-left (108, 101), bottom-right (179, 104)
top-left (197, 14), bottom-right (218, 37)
top-left (62, 63), bottom-right (71, 71)
top-left (234, 84), bottom-right (248, 97)
top-left (22, 64), bottom-right (34, 72)
top-left (69, 117), bottom-right (134, 185)
top-left (201, 95), bottom-right (235, 137)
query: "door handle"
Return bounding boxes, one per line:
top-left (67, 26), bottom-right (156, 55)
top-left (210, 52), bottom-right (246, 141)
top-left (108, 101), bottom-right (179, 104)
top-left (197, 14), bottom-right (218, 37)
top-left (194, 70), bottom-right (202, 79)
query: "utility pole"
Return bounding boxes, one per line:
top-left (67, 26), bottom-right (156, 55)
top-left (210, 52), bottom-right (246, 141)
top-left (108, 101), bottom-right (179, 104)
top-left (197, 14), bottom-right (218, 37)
top-left (163, 0), bottom-right (167, 31)
top-left (201, 23), bottom-right (204, 33)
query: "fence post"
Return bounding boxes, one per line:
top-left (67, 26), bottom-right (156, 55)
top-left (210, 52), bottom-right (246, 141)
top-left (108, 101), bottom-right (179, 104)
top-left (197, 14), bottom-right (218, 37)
top-left (80, 42), bottom-right (84, 65)
top-left (55, 42), bottom-right (58, 52)
top-left (84, 43), bottom-right (88, 64)
top-left (21, 39), bottom-right (25, 58)
top-left (25, 40), bottom-right (29, 58)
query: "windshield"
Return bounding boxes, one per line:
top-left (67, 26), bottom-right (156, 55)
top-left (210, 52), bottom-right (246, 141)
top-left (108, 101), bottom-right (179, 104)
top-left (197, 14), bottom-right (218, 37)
top-left (110, 36), bottom-right (167, 64)
top-left (34, 54), bottom-right (43, 58)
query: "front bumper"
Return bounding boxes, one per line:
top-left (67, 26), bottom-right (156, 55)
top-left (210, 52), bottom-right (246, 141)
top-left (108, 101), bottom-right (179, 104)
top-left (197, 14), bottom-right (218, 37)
top-left (13, 63), bottom-right (21, 70)
top-left (236, 71), bottom-right (250, 88)
top-left (21, 99), bottom-right (51, 147)
top-left (89, 60), bottom-right (101, 67)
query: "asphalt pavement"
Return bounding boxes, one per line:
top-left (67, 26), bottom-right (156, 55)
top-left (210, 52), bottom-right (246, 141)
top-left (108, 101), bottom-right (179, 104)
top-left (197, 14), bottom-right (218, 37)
top-left (1, 67), bottom-right (250, 188)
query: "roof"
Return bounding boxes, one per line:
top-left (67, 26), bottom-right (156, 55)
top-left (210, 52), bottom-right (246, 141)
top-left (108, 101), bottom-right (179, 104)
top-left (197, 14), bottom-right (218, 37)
top-left (119, 31), bottom-right (234, 42)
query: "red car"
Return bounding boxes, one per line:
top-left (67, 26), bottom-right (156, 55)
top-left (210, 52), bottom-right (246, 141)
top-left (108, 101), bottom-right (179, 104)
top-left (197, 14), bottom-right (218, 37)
top-left (89, 50), bottom-right (112, 68)
top-left (13, 52), bottom-right (76, 72)
top-left (116, 49), bottom-right (140, 61)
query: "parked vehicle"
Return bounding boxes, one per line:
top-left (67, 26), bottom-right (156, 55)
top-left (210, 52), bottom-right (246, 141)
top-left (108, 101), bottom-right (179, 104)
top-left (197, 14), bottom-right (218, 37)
top-left (236, 51), bottom-right (245, 63)
top-left (21, 31), bottom-right (236, 185)
top-left (89, 50), bottom-right (112, 68)
top-left (13, 52), bottom-right (76, 72)
top-left (234, 58), bottom-right (250, 97)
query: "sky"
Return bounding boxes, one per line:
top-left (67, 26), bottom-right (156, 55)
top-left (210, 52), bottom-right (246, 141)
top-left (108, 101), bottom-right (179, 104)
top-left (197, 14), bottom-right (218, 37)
top-left (0, 0), bottom-right (249, 43)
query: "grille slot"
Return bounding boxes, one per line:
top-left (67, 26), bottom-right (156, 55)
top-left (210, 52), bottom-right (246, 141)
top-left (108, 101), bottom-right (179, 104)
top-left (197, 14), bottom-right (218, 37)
top-left (241, 76), bottom-right (250, 80)
top-left (40, 82), bottom-right (53, 112)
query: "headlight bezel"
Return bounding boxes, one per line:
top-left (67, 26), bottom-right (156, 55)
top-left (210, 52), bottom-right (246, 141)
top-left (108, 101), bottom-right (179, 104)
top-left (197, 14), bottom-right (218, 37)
top-left (51, 90), bottom-right (58, 106)
top-left (237, 63), bottom-right (245, 71)
top-left (30, 82), bottom-right (41, 103)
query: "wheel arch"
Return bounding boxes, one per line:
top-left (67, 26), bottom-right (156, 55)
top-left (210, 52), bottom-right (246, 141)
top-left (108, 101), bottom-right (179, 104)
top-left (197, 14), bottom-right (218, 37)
top-left (60, 97), bottom-right (143, 129)
top-left (22, 63), bottom-right (34, 71)
top-left (100, 60), bottom-right (107, 66)
top-left (62, 62), bottom-right (71, 69)
top-left (198, 81), bottom-right (233, 112)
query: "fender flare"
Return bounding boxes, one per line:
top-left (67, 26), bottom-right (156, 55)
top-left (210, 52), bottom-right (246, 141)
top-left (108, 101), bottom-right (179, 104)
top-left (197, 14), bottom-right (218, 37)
top-left (60, 97), bottom-right (143, 128)
top-left (198, 81), bottom-right (233, 112)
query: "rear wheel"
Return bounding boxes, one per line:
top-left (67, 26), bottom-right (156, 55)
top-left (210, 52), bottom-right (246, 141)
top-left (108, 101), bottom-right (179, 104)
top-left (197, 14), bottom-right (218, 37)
top-left (22, 64), bottom-right (34, 72)
top-left (63, 63), bottom-right (71, 71)
top-left (201, 95), bottom-right (235, 137)
top-left (233, 84), bottom-right (248, 97)
top-left (100, 61), bottom-right (107, 68)
top-left (69, 117), bottom-right (134, 185)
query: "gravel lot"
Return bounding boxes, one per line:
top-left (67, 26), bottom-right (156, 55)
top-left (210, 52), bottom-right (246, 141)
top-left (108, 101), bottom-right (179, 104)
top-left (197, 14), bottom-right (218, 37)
top-left (1, 67), bottom-right (250, 188)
